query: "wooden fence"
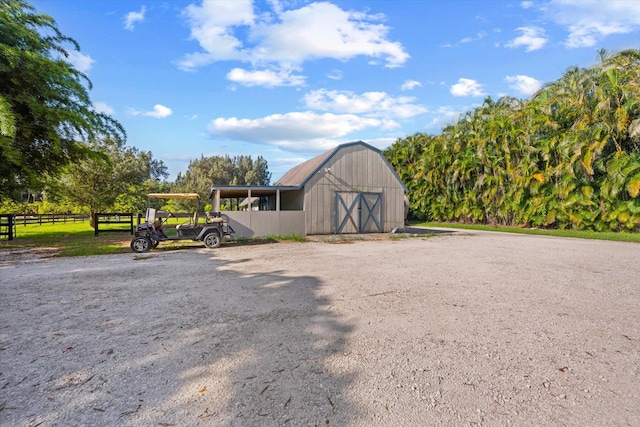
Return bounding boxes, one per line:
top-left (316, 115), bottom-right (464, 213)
top-left (1, 212), bottom-right (196, 240)
top-left (14, 213), bottom-right (90, 226)
top-left (94, 213), bottom-right (135, 237)
top-left (0, 214), bottom-right (15, 240)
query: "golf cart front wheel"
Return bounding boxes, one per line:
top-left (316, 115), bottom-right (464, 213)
top-left (131, 236), bottom-right (152, 253)
top-left (203, 231), bottom-right (221, 249)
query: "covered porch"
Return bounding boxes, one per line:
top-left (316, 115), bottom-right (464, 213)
top-left (209, 186), bottom-right (306, 238)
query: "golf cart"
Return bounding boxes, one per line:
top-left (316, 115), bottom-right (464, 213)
top-left (130, 193), bottom-right (234, 253)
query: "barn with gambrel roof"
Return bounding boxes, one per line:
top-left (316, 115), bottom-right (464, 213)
top-left (210, 141), bottom-right (407, 237)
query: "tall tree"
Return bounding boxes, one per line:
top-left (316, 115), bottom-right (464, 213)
top-left (173, 154), bottom-right (271, 201)
top-left (385, 49), bottom-right (640, 232)
top-left (0, 0), bottom-right (125, 199)
top-left (56, 138), bottom-right (168, 227)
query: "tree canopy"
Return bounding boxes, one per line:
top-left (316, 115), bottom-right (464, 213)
top-left (385, 49), bottom-right (640, 232)
top-left (54, 138), bottom-right (168, 226)
top-left (172, 154), bottom-right (271, 201)
top-left (0, 1), bottom-right (276, 217)
top-left (0, 0), bottom-right (125, 199)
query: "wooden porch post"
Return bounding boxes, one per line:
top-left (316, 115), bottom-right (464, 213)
top-left (213, 190), bottom-right (221, 212)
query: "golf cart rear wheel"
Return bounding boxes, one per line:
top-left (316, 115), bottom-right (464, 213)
top-left (131, 236), bottom-right (152, 253)
top-left (203, 231), bottom-right (221, 249)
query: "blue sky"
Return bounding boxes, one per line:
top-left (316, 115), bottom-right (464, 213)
top-left (31, 0), bottom-right (640, 181)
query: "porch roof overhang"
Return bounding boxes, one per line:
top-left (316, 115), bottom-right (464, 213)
top-left (208, 185), bottom-right (300, 199)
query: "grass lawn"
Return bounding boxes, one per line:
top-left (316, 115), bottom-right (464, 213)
top-left (2, 220), bottom-right (208, 257)
top-left (420, 222), bottom-right (640, 243)
top-left (0, 221), bottom-right (137, 256)
top-left (2, 220), bottom-right (637, 258)
top-left (0, 220), bottom-right (309, 257)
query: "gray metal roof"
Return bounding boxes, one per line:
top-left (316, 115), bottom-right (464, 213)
top-left (274, 146), bottom-right (338, 186)
top-left (275, 140), bottom-right (407, 192)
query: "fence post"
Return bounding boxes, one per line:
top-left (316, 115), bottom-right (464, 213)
top-left (0, 214), bottom-right (14, 240)
top-left (94, 213), bottom-right (99, 237)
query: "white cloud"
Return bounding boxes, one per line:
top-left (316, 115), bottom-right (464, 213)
top-left (144, 104), bottom-right (172, 118)
top-left (130, 104), bottom-right (173, 118)
top-left (460, 32), bottom-right (486, 44)
top-left (179, 0), bottom-right (254, 69)
top-left (303, 89), bottom-right (426, 119)
top-left (426, 107), bottom-right (465, 131)
top-left (93, 102), bottom-right (115, 115)
top-left (545, 0), bottom-right (640, 48)
top-left (270, 156), bottom-right (310, 166)
top-left (506, 26), bottom-right (547, 51)
top-left (124, 6), bottom-right (146, 31)
top-left (364, 137), bottom-right (397, 150)
top-left (207, 111), bottom-right (388, 151)
top-left (505, 75), bottom-right (542, 96)
top-left (251, 2), bottom-right (409, 67)
top-left (327, 69), bottom-right (343, 80)
top-left (67, 51), bottom-right (95, 73)
top-left (443, 31), bottom-right (486, 48)
top-left (226, 67), bottom-right (306, 87)
top-left (520, 1), bottom-right (534, 9)
top-left (450, 78), bottom-right (485, 97)
top-left (178, 0), bottom-right (408, 78)
top-left (401, 80), bottom-right (422, 91)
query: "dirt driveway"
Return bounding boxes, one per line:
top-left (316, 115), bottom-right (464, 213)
top-left (1, 229), bottom-right (639, 426)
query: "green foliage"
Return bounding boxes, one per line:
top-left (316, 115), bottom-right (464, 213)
top-left (0, 0), bottom-right (125, 199)
top-left (267, 233), bottom-right (307, 242)
top-left (54, 138), bottom-right (168, 226)
top-left (171, 154), bottom-right (271, 208)
top-left (387, 49), bottom-right (640, 232)
top-left (0, 197), bottom-right (21, 214)
top-left (421, 222), bottom-right (640, 243)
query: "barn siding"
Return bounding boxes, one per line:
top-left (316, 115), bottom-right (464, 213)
top-left (224, 211), bottom-right (305, 238)
top-left (302, 144), bottom-right (405, 234)
top-left (211, 142), bottom-right (405, 236)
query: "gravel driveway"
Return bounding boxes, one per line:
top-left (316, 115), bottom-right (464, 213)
top-left (1, 229), bottom-right (639, 426)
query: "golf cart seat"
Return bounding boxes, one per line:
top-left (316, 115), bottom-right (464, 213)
top-left (146, 207), bottom-right (157, 226)
top-left (206, 212), bottom-right (224, 223)
top-left (176, 211), bottom-right (199, 230)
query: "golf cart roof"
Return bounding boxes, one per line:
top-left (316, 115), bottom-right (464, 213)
top-left (147, 193), bottom-right (200, 200)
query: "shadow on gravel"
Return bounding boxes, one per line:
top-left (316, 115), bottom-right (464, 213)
top-left (403, 226), bottom-right (456, 235)
top-left (0, 250), bottom-right (356, 426)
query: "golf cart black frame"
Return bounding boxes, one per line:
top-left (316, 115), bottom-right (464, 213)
top-left (130, 193), bottom-right (234, 253)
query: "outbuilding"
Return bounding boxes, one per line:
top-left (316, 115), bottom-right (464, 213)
top-left (210, 140), bottom-right (408, 237)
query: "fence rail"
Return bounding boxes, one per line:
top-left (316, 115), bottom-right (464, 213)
top-left (13, 213), bottom-right (90, 226)
top-left (94, 213), bottom-right (135, 237)
top-left (1, 212), bottom-right (195, 240)
top-left (0, 214), bottom-right (15, 240)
